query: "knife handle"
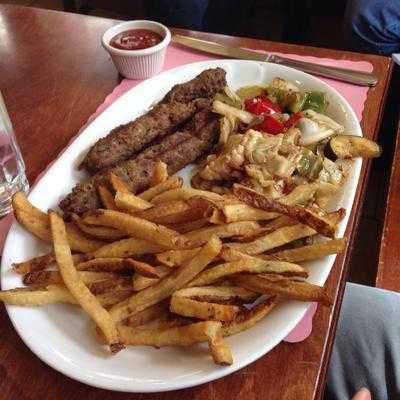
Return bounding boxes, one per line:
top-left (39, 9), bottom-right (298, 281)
top-left (271, 55), bottom-right (378, 87)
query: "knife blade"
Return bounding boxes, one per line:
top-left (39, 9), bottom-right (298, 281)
top-left (172, 35), bottom-right (378, 87)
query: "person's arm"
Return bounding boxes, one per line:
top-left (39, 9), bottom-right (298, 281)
top-left (352, 388), bottom-right (371, 400)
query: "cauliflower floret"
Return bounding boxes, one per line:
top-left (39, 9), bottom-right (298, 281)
top-left (243, 130), bottom-right (301, 179)
top-left (245, 164), bottom-right (273, 185)
top-left (318, 158), bottom-right (344, 185)
top-left (280, 127), bottom-right (301, 154)
top-left (199, 134), bottom-right (245, 181)
top-left (244, 165), bottom-right (285, 199)
top-left (199, 129), bottom-right (302, 182)
top-left (242, 130), bottom-right (283, 164)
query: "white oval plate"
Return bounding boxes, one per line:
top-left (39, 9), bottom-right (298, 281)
top-left (1, 60), bottom-right (362, 393)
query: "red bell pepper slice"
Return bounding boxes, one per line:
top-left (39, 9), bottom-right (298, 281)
top-left (284, 112), bottom-right (303, 129)
top-left (244, 96), bottom-right (281, 115)
top-left (254, 115), bottom-right (285, 135)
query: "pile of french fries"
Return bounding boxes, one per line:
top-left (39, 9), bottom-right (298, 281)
top-left (1, 161), bottom-right (346, 365)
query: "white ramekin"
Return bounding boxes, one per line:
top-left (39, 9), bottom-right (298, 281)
top-left (102, 20), bottom-right (171, 80)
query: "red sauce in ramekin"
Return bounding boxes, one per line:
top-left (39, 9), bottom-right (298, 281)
top-left (110, 29), bottom-right (163, 51)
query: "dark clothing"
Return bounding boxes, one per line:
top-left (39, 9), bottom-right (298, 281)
top-left (327, 283), bottom-right (400, 400)
top-left (344, 0), bottom-right (400, 55)
top-left (147, 0), bottom-right (249, 36)
top-left (148, 0), bottom-right (209, 30)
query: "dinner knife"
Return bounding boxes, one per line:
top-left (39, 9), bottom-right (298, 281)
top-left (172, 35), bottom-right (378, 87)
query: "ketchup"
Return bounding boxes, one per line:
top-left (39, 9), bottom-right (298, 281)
top-left (110, 29), bottom-right (163, 51)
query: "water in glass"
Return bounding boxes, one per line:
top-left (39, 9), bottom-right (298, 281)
top-left (0, 91), bottom-right (29, 217)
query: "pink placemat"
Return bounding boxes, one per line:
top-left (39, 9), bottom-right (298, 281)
top-left (0, 43), bottom-right (373, 344)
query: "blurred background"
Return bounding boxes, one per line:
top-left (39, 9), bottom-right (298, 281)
top-left (3, 0), bottom-right (347, 51)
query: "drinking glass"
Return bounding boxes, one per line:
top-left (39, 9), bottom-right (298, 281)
top-left (0, 91), bottom-right (29, 217)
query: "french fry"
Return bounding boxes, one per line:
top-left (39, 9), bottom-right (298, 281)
top-left (207, 208), bottom-right (226, 224)
top-left (139, 317), bottom-right (189, 330)
top-left (170, 296), bottom-right (239, 322)
top-left (168, 218), bottom-right (210, 234)
top-left (75, 254), bottom-right (92, 263)
top-left (96, 288), bottom-right (134, 308)
top-left (49, 211), bottom-right (122, 353)
top-left (0, 284), bottom-right (76, 306)
top-left (91, 237), bottom-right (164, 258)
top-left (134, 200), bottom-right (206, 225)
top-left (134, 200), bottom-right (189, 223)
top-left (222, 296), bottom-right (277, 337)
top-left (97, 185), bottom-right (117, 210)
top-left (262, 216), bottom-right (297, 233)
top-left (279, 183), bottom-right (318, 206)
top-left (125, 302), bottom-right (170, 328)
top-left (204, 321), bottom-right (233, 365)
top-left (109, 173), bottom-right (131, 194)
top-left (186, 196), bottom-right (216, 215)
top-left (114, 191), bottom-right (152, 212)
top-left (327, 209), bottom-right (346, 225)
top-left (76, 257), bottom-right (159, 277)
top-left (110, 236), bottom-right (222, 323)
top-left (118, 320), bottom-right (221, 347)
top-left (12, 192), bottom-right (48, 224)
top-left (228, 227), bottom-right (271, 243)
top-left (87, 277), bottom-right (131, 296)
top-left (122, 259), bottom-right (160, 278)
top-left (217, 183), bottom-right (317, 226)
top-left (188, 257), bottom-right (308, 288)
top-left (81, 271), bottom-right (127, 282)
top-left (138, 176), bottom-right (183, 201)
top-left (225, 224), bottom-right (316, 255)
top-left (185, 221), bottom-right (261, 247)
top-left (195, 195), bottom-right (293, 224)
top-left (12, 253), bottom-right (56, 274)
top-left (132, 276), bottom-right (159, 292)
top-left (64, 223), bottom-right (106, 253)
top-left (132, 265), bottom-right (171, 291)
top-left (71, 214), bottom-right (126, 241)
top-left (76, 257), bottom-right (140, 274)
top-left (233, 184), bottom-right (339, 238)
top-left (13, 201), bottom-right (104, 253)
top-left (151, 187), bottom-right (223, 205)
top-left (217, 202), bottom-right (278, 223)
top-left (233, 274), bottom-right (331, 306)
top-left (82, 209), bottom-right (187, 249)
top-left (14, 208), bottom-right (52, 242)
top-left (0, 284), bottom-right (134, 308)
top-left (173, 286), bottom-right (257, 304)
top-left (191, 173), bottom-right (232, 195)
top-left (23, 270), bottom-right (117, 286)
top-left (150, 161), bottom-right (168, 186)
top-left (156, 248), bottom-right (201, 267)
top-left (262, 238), bottom-right (347, 263)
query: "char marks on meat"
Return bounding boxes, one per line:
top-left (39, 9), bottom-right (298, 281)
top-left (82, 68), bottom-right (226, 173)
top-left (59, 111), bottom-right (219, 215)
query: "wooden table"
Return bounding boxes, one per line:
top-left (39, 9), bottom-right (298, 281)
top-left (376, 119), bottom-right (400, 291)
top-left (0, 5), bottom-right (393, 400)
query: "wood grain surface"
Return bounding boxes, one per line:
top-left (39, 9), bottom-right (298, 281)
top-left (0, 5), bottom-right (393, 400)
top-left (376, 121), bottom-right (400, 291)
